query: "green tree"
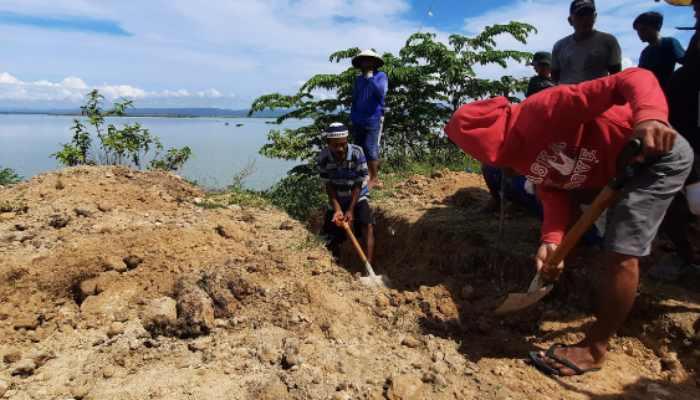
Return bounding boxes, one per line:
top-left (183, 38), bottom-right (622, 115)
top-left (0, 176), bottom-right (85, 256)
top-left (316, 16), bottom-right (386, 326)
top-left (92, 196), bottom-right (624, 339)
top-left (249, 22), bottom-right (535, 175)
top-left (52, 90), bottom-right (194, 171)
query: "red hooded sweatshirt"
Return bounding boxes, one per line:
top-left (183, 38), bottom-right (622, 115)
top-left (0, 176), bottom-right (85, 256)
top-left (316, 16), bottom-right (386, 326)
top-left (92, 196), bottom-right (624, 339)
top-left (444, 68), bottom-right (668, 245)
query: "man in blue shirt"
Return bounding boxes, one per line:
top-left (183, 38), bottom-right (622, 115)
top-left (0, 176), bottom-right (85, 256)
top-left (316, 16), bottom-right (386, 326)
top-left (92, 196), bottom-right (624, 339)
top-left (350, 50), bottom-right (389, 188)
top-left (318, 123), bottom-right (374, 266)
top-left (634, 11), bottom-right (685, 89)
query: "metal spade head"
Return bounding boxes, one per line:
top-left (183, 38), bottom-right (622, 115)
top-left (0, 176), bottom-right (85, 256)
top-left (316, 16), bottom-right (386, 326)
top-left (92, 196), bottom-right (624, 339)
top-left (492, 275), bottom-right (553, 316)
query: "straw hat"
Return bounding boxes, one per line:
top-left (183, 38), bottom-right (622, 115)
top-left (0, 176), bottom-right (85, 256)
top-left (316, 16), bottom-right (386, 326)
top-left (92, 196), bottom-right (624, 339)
top-left (352, 49), bottom-right (384, 69)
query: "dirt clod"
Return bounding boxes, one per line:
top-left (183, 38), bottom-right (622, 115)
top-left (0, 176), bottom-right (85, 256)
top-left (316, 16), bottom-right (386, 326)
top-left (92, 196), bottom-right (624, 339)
top-left (123, 255), bottom-right (143, 270)
top-left (141, 297), bottom-right (177, 335)
top-left (3, 351), bottom-right (21, 364)
top-left (460, 284), bottom-right (474, 300)
top-left (387, 375), bottom-right (425, 400)
top-left (175, 282), bottom-right (215, 337)
top-left (401, 336), bottom-right (422, 348)
top-left (11, 359), bottom-right (36, 376)
top-left (107, 322), bottom-right (125, 338)
top-left (376, 296), bottom-right (390, 308)
top-left (0, 213), bottom-right (15, 222)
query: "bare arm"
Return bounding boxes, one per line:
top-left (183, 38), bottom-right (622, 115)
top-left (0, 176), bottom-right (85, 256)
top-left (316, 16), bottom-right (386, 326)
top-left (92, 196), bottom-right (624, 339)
top-left (325, 182), bottom-right (343, 220)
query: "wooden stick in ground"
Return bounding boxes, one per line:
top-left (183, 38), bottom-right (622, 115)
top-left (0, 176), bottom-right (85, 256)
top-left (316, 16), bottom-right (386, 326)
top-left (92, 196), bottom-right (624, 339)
top-left (499, 169), bottom-right (507, 241)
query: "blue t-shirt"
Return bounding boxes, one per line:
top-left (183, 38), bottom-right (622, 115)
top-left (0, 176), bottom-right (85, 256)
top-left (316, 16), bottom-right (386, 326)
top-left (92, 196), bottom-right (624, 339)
top-left (351, 70), bottom-right (388, 124)
top-left (638, 37), bottom-right (686, 90)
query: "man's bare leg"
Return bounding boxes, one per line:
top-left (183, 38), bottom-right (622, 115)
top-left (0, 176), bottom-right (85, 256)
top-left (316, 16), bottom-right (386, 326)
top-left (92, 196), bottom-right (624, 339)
top-left (361, 224), bottom-right (374, 265)
top-left (368, 160), bottom-right (379, 188)
top-left (539, 252), bottom-right (638, 375)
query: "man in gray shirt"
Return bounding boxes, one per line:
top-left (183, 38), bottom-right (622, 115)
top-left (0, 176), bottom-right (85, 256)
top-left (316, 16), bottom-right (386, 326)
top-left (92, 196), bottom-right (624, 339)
top-left (551, 0), bottom-right (622, 85)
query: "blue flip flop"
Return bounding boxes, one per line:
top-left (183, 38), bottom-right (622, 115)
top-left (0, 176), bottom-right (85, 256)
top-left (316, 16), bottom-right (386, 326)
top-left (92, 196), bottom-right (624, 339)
top-left (529, 343), bottom-right (601, 376)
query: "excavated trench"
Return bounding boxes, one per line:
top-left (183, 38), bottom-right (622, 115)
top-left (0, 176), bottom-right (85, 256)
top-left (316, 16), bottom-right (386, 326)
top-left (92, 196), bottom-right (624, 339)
top-left (309, 199), bottom-right (700, 386)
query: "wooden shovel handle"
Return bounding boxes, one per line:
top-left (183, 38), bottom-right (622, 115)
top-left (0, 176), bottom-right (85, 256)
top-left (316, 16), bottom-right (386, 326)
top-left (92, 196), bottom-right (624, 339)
top-left (544, 138), bottom-right (644, 266)
top-left (335, 218), bottom-right (369, 264)
top-left (544, 185), bottom-right (617, 266)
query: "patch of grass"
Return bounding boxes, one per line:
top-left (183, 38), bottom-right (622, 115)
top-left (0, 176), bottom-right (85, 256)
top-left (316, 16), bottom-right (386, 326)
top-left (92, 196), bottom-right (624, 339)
top-left (194, 200), bottom-right (228, 210)
top-left (227, 190), bottom-right (270, 209)
top-left (290, 235), bottom-right (329, 251)
top-left (182, 177), bottom-right (199, 188)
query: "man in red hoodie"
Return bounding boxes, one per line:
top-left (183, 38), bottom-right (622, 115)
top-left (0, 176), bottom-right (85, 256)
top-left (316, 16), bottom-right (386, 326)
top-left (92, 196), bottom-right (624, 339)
top-left (444, 67), bottom-right (692, 376)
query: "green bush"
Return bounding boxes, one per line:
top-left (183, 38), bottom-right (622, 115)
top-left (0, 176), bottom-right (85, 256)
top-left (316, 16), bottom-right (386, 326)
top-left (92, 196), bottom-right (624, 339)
top-left (261, 175), bottom-right (326, 220)
top-left (52, 90), bottom-right (193, 172)
top-left (0, 166), bottom-right (23, 186)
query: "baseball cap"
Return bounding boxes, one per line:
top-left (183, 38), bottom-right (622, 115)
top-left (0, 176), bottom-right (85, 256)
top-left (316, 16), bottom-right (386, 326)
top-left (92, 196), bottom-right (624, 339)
top-left (570, 0), bottom-right (596, 15)
top-left (530, 51), bottom-right (552, 66)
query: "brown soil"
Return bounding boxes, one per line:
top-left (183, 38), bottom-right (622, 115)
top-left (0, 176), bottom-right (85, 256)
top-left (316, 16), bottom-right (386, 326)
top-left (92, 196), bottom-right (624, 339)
top-left (0, 166), bottom-right (699, 399)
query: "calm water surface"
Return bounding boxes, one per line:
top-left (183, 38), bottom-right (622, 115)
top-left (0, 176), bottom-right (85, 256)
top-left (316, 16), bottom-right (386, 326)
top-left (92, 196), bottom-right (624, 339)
top-left (0, 114), bottom-right (305, 190)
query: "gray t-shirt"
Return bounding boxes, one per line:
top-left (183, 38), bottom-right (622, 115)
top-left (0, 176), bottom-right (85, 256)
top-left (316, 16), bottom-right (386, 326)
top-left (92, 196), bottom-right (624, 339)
top-left (551, 31), bottom-right (622, 85)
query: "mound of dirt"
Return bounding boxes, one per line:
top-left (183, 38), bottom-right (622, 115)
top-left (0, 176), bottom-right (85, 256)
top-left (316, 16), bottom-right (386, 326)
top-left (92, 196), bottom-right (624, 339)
top-left (0, 166), bottom-right (699, 399)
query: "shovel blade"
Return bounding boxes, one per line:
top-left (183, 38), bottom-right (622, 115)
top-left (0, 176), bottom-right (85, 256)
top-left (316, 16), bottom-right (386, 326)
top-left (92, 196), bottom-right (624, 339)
top-left (492, 284), bottom-right (553, 316)
top-left (360, 261), bottom-right (392, 288)
top-left (360, 274), bottom-right (392, 289)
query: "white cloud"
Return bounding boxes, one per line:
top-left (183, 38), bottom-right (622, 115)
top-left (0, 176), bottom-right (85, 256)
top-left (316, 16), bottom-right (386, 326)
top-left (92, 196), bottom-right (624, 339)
top-left (621, 57), bottom-right (637, 70)
top-left (198, 88), bottom-right (222, 98)
top-left (0, 0), bottom-right (693, 109)
top-left (0, 72), bottom-right (231, 106)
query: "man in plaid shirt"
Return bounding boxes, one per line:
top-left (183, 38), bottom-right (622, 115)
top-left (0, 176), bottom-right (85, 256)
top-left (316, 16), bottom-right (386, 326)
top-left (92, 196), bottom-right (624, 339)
top-left (318, 123), bottom-right (374, 266)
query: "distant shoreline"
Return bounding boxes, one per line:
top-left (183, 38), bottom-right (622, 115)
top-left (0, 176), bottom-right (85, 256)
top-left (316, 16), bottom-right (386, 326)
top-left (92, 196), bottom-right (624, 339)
top-left (0, 112), bottom-right (276, 119)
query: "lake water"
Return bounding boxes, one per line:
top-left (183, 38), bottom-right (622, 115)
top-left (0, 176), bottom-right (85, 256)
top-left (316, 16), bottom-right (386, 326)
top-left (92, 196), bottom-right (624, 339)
top-left (0, 114), bottom-right (307, 190)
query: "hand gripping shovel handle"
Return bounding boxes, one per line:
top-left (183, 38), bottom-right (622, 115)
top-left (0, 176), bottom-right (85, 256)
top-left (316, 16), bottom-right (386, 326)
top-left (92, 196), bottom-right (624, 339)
top-left (542, 138), bottom-right (644, 268)
top-left (334, 218), bottom-right (369, 265)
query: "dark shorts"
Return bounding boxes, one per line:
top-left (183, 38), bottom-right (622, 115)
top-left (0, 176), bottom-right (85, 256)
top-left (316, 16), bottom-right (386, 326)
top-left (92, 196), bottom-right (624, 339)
top-left (570, 136), bottom-right (693, 257)
top-left (322, 201), bottom-right (373, 247)
top-left (353, 118), bottom-right (381, 161)
top-left (486, 167), bottom-right (604, 246)
top-left (685, 151), bottom-right (700, 185)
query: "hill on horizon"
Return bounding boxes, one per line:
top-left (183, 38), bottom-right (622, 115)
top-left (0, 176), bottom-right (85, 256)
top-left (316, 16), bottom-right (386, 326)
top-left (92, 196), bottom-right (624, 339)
top-left (0, 107), bottom-right (290, 117)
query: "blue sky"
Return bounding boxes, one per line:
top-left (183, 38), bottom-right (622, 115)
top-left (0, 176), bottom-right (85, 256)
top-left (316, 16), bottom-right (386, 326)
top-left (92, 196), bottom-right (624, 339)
top-left (0, 0), bottom-right (695, 109)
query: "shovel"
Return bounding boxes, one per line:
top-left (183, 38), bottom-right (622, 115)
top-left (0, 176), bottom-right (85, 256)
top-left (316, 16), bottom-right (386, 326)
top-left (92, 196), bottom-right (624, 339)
top-left (334, 218), bottom-right (392, 289)
top-left (492, 138), bottom-right (644, 315)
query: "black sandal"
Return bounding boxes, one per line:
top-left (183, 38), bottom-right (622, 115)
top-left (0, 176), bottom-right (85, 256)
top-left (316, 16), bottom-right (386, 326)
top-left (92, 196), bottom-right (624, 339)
top-left (529, 343), bottom-right (601, 376)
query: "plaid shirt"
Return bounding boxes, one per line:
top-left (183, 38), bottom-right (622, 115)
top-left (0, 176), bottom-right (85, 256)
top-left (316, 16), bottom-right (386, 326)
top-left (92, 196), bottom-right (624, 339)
top-left (318, 144), bottom-right (370, 208)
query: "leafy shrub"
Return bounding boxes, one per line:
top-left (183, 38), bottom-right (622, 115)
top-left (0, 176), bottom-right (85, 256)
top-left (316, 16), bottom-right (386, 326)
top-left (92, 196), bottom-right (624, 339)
top-left (261, 175), bottom-right (326, 220)
top-left (52, 90), bottom-right (193, 172)
top-left (0, 166), bottom-right (23, 186)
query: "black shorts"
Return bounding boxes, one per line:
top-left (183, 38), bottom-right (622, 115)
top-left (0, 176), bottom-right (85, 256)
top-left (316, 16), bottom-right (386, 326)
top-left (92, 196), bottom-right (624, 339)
top-left (685, 151), bottom-right (700, 186)
top-left (322, 201), bottom-right (373, 247)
